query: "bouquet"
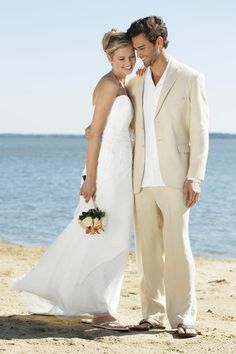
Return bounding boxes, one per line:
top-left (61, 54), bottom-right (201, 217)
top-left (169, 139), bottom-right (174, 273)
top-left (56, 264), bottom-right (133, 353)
top-left (78, 207), bottom-right (106, 235)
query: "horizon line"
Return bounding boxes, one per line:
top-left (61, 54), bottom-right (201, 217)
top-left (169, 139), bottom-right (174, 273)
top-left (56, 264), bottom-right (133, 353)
top-left (0, 132), bottom-right (236, 137)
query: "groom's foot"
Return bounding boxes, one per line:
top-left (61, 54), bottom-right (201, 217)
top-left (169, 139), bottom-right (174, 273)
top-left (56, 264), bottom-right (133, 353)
top-left (176, 324), bottom-right (198, 338)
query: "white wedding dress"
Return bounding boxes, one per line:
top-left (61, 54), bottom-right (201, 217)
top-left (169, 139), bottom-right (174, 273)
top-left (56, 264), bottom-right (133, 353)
top-left (13, 95), bottom-right (133, 317)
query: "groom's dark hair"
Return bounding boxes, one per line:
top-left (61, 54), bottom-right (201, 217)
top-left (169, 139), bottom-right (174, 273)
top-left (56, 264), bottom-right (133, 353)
top-left (126, 16), bottom-right (169, 48)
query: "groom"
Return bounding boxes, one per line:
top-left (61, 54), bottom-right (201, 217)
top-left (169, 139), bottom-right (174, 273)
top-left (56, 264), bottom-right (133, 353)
top-left (126, 16), bottom-right (209, 337)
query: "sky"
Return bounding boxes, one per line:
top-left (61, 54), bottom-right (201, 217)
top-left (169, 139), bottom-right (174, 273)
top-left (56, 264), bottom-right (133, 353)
top-left (0, 0), bottom-right (236, 134)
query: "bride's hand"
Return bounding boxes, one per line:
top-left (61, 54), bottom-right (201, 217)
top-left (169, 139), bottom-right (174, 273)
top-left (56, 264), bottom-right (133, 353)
top-left (85, 125), bottom-right (91, 139)
top-left (136, 66), bottom-right (146, 76)
top-left (80, 178), bottom-right (96, 203)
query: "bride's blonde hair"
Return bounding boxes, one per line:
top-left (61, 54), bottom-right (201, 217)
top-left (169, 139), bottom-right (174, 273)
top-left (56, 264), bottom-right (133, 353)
top-left (102, 29), bottom-right (132, 57)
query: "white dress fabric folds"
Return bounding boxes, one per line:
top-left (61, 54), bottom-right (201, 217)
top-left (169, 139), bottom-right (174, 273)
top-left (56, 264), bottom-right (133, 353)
top-left (13, 95), bottom-right (134, 317)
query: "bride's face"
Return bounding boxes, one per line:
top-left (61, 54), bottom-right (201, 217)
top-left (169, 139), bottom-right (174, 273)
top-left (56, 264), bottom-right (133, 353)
top-left (109, 45), bottom-right (136, 78)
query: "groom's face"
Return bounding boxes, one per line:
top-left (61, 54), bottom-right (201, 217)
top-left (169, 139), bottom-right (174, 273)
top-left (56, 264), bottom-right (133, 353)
top-left (131, 33), bottom-right (160, 67)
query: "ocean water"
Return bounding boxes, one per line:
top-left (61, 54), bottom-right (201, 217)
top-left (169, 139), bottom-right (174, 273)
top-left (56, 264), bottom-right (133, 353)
top-left (0, 134), bottom-right (235, 259)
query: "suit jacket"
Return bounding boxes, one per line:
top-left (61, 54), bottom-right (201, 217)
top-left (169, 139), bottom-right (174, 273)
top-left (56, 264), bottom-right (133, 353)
top-left (127, 58), bottom-right (209, 194)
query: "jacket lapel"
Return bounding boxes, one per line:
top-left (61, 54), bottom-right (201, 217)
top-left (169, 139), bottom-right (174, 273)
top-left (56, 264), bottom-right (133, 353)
top-left (135, 75), bottom-right (145, 127)
top-left (154, 58), bottom-right (182, 118)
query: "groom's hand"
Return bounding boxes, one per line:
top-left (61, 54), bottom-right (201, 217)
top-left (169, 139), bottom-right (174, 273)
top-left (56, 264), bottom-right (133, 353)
top-left (136, 66), bottom-right (146, 76)
top-left (183, 180), bottom-right (201, 208)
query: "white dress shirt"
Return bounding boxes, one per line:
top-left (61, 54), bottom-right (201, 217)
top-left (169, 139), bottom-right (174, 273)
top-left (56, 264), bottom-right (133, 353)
top-left (141, 60), bottom-right (170, 187)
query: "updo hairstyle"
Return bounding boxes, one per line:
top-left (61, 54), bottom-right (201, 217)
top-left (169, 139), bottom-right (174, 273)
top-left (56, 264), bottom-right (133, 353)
top-left (102, 29), bottom-right (132, 57)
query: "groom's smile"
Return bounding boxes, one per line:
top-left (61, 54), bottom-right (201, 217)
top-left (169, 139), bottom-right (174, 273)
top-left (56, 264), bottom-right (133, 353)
top-left (131, 33), bottom-right (162, 67)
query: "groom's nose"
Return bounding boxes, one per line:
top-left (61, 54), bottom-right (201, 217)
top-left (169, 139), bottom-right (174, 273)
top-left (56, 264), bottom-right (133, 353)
top-left (136, 50), bottom-right (141, 59)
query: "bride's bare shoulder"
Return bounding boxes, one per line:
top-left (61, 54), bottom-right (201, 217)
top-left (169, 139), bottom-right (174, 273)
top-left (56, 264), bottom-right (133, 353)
top-left (98, 73), bottom-right (119, 89)
top-left (93, 73), bottom-right (119, 102)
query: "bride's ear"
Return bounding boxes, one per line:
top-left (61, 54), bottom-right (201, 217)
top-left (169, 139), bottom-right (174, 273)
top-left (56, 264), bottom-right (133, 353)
top-left (107, 54), bottom-right (113, 64)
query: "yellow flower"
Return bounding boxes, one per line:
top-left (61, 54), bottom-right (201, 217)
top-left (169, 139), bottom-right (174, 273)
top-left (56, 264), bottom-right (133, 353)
top-left (78, 209), bottom-right (106, 235)
top-left (93, 218), bottom-right (102, 229)
top-left (101, 217), bottom-right (107, 229)
top-left (80, 216), bottom-right (93, 228)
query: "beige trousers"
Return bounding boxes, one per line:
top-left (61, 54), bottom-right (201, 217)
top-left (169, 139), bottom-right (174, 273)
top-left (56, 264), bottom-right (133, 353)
top-left (134, 187), bottom-right (197, 328)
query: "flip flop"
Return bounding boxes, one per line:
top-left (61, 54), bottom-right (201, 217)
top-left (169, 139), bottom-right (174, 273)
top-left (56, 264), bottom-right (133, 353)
top-left (129, 319), bottom-right (166, 331)
top-left (92, 320), bottom-right (130, 332)
top-left (176, 323), bottom-right (198, 338)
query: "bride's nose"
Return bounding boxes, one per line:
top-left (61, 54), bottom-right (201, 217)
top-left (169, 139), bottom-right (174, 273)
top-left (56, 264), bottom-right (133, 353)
top-left (124, 58), bottom-right (132, 66)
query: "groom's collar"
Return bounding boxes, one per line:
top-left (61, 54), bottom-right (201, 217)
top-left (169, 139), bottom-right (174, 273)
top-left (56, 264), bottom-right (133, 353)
top-left (154, 57), bottom-right (182, 117)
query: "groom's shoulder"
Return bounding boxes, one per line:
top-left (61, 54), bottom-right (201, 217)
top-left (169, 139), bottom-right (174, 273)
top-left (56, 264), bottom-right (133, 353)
top-left (126, 75), bottom-right (143, 94)
top-left (173, 58), bottom-right (204, 79)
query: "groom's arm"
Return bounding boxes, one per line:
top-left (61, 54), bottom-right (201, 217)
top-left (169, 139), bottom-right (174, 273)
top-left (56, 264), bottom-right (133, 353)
top-left (187, 72), bottom-right (209, 181)
top-left (184, 72), bottom-right (209, 208)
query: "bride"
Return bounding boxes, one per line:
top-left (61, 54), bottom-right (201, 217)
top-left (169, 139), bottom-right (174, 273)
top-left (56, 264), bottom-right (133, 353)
top-left (13, 30), bottom-right (136, 331)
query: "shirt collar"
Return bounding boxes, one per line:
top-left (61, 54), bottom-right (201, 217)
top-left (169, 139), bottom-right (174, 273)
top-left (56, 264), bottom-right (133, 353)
top-left (145, 57), bottom-right (172, 88)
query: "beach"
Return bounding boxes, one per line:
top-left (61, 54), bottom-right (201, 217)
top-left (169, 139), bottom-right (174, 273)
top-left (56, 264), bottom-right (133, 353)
top-left (0, 242), bottom-right (235, 353)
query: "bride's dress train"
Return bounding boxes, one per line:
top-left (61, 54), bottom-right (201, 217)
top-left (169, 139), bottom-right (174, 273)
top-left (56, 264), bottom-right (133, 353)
top-left (13, 95), bottom-right (133, 317)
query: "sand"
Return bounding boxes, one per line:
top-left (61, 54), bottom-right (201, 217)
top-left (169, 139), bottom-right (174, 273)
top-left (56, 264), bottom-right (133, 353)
top-left (0, 242), bottom-right (235, 353)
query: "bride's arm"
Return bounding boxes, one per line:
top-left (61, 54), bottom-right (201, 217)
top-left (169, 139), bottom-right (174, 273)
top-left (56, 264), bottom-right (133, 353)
top-left (80, 80), bottom-right (118, 203)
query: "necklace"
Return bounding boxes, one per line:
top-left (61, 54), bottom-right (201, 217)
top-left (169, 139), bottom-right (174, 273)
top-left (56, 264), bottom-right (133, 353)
top-left (119, 79), bottom-right (125, 88)
top-left (112, 71), bottom-right (125, 88)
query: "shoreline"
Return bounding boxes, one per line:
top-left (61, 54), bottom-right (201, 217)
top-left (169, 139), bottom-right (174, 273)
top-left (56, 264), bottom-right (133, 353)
top-left (1, 242), bottom-right (236, 353)
top-left (1, 132), bottom-right (236, 138)
top-left (1, 240), bottom-right (235, 262)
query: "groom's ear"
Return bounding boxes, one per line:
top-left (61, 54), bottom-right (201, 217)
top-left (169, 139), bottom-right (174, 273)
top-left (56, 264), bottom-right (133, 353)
top-left (155, 36), bottom-right (164, 49)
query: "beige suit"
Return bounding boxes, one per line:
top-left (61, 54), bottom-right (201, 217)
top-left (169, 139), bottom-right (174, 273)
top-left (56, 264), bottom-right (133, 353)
top-left (127, 58), bottom-right (209, 328)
